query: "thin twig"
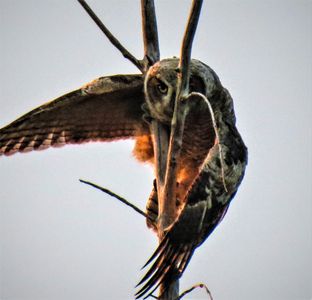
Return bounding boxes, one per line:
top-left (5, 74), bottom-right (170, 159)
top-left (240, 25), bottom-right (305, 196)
top-left (141, 0), bottom-right (160, 71)
top-left (175, 283), bottom-right (213, 300)
top-left (79, 179), bottom-right (154, 223)
top-left (147, 283), bottom-right (213, 300)
top-left (77, 0), bottom-right (144, 72)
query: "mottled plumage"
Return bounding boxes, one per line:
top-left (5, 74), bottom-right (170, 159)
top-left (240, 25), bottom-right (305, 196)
top-left (136, 59), bottom-right (247, 298)
top-left (0, 75), bottom-right (147, 155)
top-left (0, 58), bottom-right (247, 299)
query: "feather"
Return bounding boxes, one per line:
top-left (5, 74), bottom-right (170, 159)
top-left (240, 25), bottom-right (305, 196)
top-left (0, 74), bottom-right (148, 156)
top-left (136, 86), bottom-right (248, 298)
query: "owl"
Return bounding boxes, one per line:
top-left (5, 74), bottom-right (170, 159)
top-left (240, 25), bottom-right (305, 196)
top-left (0, 1), bottom-right (248, 298)
top-left (0, 57), bottom-right (247, 297)
top-left (136, 59), bottom-right (248, 297)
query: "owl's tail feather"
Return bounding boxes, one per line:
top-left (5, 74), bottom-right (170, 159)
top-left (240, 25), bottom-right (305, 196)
top-left (135, 232), bottom-right (195, 299)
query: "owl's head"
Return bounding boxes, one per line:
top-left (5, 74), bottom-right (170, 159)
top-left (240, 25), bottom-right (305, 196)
top-left (144, 58), bottom-right (222, 123)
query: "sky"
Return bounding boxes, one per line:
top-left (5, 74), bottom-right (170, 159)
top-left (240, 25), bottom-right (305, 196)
top-left (0, 1), bottom-right (311, 300)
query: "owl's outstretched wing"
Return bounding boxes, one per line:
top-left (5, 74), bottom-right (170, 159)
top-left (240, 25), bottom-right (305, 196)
top-left (0, 74), bottom-right (148, 156)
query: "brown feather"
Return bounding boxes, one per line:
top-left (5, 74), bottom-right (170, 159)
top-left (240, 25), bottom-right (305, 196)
top-left (0, 74), bottom-right (148, 156)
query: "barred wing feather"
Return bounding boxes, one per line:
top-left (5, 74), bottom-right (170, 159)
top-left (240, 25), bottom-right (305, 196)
top-left (0, 74), bottom-right (148, 156)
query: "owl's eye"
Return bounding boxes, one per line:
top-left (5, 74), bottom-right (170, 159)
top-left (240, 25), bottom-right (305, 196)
top-left (156, 81), bottom-right (168, 94)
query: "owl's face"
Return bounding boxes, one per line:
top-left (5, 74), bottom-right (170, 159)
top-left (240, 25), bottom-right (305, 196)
top-left (144, 58), bottom-right (221, 123)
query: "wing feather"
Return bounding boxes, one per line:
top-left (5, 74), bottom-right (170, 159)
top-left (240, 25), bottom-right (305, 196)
top-left (136, 195), bottom-right (230, 298)
top-left (0, 74), bottom-right (148, 156)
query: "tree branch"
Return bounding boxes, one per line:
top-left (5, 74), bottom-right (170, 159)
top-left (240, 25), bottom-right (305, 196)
top-left (77, 0), bottom-right (144, 72)
top-left (178, 0), bottom-right (203, 94)
top-left (158, 1), bottom-right (203, 299)
top-left (141, 0), bottom-right (160, 71)
top-left (160, 0), bottom-right (203, 232)
top-left (79, 179), bottom-right (154, 223)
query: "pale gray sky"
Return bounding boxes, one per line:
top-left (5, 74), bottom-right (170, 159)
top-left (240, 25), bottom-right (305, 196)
top-left (0, 1), bottom-right (311, 299)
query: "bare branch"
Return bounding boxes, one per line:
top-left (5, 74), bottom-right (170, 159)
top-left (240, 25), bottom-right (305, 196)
top-left (157, 1), bottom-right (204, 299)
top-left (160, 0), bottom-right (204, 232)
top-left (157, 104), bottom-right (186, 300)
top-left (141, 0), bottom-right (160, 71)
top-left (150, 121), bottom-right (169, 187)
top-left (77, 0), bottom-right (144, 72)
top-left (79, 179), bottom-right (154, 223)
top-left (178, 0), bottom-right (204, 94)
top-left (158, 102), bottom-right (188, 231)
